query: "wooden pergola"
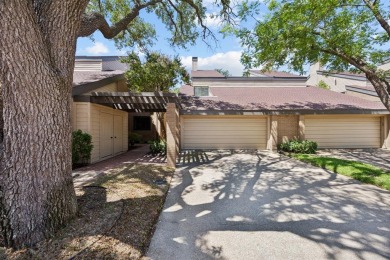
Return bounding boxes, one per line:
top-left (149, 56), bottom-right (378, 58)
top-left (88, 92), bottom-right (181, 112)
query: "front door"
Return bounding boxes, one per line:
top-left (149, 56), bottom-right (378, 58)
top-left (100, 112), bottom-right (114, 158)
top-left (113, 115), bottom-right (123, 155)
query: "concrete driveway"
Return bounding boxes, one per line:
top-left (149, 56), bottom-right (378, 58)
top-left (147, 151), bottom-right (390, 260)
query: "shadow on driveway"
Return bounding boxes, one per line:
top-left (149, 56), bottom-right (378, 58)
top-left (148, 151), bottom-right (390, 260)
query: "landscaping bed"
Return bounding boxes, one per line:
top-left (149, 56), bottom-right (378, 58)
top-left (0, 163), bottom-right (175, 259)
top-left (292, 154), bottom-right (390, 191)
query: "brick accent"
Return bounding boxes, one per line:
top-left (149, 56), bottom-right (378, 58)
top-left (267, 116), bottom-right (278, 150)
top-left (298, 115), bottom-right (305, 140)
top-left (382, 115), bottom-right (390, 149)
top-left (276, 115), bottom-right (299, 144)
top-left (166, 103), bottom-right (179, 168)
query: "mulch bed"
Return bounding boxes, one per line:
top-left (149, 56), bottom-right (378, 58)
top-left (0, 163), bottom-right (175, 259)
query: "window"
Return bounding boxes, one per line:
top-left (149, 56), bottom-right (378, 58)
top-left (133, 116), bottom-right (151, 131)
top-left (194, 86), bottom-right (209, 96)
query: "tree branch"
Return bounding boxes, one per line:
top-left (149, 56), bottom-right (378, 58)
top-left (78, 0), bottom-right (162, 38)
top-left (362, 0), bottom-right (390, 36)
top-left (161, 2), bottom-right (181, 39)
top-left (181, 0), bottom-right (215, 40)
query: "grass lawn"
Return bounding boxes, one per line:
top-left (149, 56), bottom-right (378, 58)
top-left (292, 154), bottom-right (390, 191)
top-left (0, 163), bottom-right (175, 259)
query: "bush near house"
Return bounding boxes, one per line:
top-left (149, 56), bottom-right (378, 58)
top-left (129, 132), bottom-right (142, 146)
top-left (149, 139), bottom-right (166, 155)
top-left (72, 130), bottom-right (93, 167)
top-left (278, 139), bottom-right (318, 154)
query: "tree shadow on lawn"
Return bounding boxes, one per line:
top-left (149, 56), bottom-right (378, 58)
top-left (0, 163), bottom-right (174, 260)
top-left (299, 155), bottom-right (390, 190)
top-left (149, 152), bottom-right (390, 259)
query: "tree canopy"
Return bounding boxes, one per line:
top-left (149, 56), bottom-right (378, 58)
top-left (82, 0), bottom-right (233, 50)
top-left (234, 0), bottom-right (390, 109)
top-left (123, 52), bottom-right (189, 92)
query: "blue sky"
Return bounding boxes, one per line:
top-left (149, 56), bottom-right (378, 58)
top-left (76, 1), bottom-right (266, 76)
top-left (76, 1), bottom-right (389, 76)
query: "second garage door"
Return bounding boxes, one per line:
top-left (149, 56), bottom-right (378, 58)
top-left (305, 115), bottom-right (381, 148)
top-left (182, 116), bottom-right (267, 149)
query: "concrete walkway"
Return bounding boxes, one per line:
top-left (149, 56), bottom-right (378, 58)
top-left (72, 144), bottom-right (166, 187)
top-left (148, 151), bottom-right (390, 260)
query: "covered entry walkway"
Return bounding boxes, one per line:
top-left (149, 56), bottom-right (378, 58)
top-left (74, 91), bottom-right (181, 167)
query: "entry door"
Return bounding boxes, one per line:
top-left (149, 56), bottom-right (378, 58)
top-left (100, 112), bottom-right (114, 158)
top-left (113, 115), bottom-right (123, 154)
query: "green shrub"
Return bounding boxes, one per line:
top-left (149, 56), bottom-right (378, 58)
top-left (72, 130), bottom-right (93, 166)
top-left (278, 139), bottom-right (317, 154)
top-left (317, 80), bottom-right (330, 90)
top-left (129, 132), bottom-right (142, 146)
top-left (149, 139), bottom-right (166, 154)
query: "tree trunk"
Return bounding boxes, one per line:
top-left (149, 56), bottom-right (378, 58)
top-left (365, 72), bottom-right (390, 111)
top-left (0, 1), bottom-right (87, 248)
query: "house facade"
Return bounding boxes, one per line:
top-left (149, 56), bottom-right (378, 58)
top-left (177, 58), bottom-right (390, 151)
top-left (3, 56), bottom-right (390, 168)
top-left (72, 57), bottom-right (129, 163)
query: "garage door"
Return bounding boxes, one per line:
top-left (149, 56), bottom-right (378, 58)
top-left (182, 116), bottom-right (267, 149)
top-left (305, 116), bottom-right (381, 148)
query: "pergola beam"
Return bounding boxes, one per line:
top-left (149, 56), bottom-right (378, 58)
top-left (75, 91), bottom-right (182, 113)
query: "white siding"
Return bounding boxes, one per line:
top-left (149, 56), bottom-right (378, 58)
top-left (72, 101), bottom-right (128, 163)
top-left (305, 115), bottom-right (381, 148)
top-left (182, 116), bottom-right (267, 149)
top-left (72, 102), bottom-right (90, 132)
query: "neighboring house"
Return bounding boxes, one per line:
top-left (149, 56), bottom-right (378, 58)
top-left (306, 63), bottom-right (368, 93)
top-left (307, 61), bottom-right (389, 102)
top-left (178, 57), bottom-right (390, 150)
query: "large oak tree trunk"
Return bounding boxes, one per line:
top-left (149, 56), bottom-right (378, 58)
top-left (0, 1), bottom-right (87, 248)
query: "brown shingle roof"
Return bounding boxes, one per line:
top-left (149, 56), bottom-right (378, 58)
top-left (73, 70), bottom-right (124, 87)
top-left (191, 70), bottom-right (225, 78)
top-left (179, 85), bottom-right (386, 111)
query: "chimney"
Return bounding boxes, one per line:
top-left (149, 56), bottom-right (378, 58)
top-left (192, 57), bottom-right (198, 71)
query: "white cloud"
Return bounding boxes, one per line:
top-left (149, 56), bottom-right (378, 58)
top-left (85, 42), bottom-right (109, 55)
top-left (181, 51), bottom-right (245, 76)
top-left (204, 13), bottom-right (223, 28)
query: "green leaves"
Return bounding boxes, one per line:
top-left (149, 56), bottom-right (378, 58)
top-left (123, 51), bottom-right (189, 92)
top-left (235, 0), bottom-right (390, 74)
top-left (86, 0), bottom-right (234, 50)
top-left (72, 130), bottom-right (93, 166)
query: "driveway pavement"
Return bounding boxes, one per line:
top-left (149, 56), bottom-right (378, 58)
top-left (147, 151), bottom-right (390, 260)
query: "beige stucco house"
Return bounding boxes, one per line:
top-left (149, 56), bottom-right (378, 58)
top-left (307, 61), bottom-right (390, 102)
top-left (177, 57), bottom-right (390, 151)
top-left (8, 55), bottom-right (381, 167)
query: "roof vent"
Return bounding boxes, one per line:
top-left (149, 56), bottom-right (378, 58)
top-left (74, 59), bottom-right (103, 71)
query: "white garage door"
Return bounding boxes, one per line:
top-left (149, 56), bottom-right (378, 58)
top-left (182, 116), bottom-right (267, 149)
top-left (305, 116), bottom-right (381, 148)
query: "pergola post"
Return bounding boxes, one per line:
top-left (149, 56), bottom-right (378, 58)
top-left (166, 103), bottom-right (179, 168)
